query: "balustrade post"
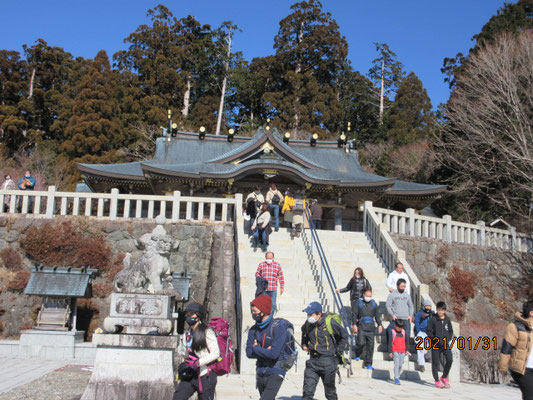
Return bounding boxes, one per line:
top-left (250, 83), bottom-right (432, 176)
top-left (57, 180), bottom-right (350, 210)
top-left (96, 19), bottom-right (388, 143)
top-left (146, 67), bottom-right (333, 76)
top-left (443, 215), bottom-right (452, 242)
top-left (509, 226), bottom-right (517, 251)
top-left (406, 208), bottom-right (415, 236)
top-left (477, 221), bottom-right (486, 247)
top-left (171, 191), bottom-right (181, 222)
top-left (110, 188), bottom-right (119, 220)
top-left (363, 201), bottom-right (372, 233)
top-left (45, 186), bottom-right (56, 218)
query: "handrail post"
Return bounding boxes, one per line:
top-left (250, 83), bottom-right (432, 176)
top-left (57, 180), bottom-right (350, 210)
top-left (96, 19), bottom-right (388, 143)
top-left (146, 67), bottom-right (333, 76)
top-left (110, 188), bottom-right (119, 220)
top-left (45, 186), bottom-right (56, 218)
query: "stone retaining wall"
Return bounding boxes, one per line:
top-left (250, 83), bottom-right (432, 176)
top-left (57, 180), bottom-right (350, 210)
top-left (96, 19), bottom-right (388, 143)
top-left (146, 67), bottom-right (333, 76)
top-left (0, 216), bottom-right (235, 340)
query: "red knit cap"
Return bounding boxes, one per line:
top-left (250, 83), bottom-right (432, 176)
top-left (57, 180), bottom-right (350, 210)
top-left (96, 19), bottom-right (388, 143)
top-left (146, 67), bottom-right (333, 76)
top-left (251, 294), bottom-right (272, 315)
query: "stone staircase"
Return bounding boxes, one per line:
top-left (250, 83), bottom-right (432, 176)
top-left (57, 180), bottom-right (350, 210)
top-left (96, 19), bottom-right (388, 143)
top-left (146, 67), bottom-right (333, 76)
top-left (236, 223), bottom-right (435, 381)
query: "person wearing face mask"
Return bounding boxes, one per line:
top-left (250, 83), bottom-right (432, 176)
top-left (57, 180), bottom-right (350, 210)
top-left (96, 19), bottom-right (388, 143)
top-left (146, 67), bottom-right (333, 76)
top-left (251, 203), bottom-right (272, 251)
top-left (386, 279), bottom-right (414, 349)
top-left (17, 169), bottom-right (36, 213)
top-left (255, 252), bottom-right (284, 314)
top-left (301, 302), bottom-right (347, 400)
top-left (426, 302), bottom-right (454, 388)
top-left (414, 299), bottom-right (434, 372)
top-left (246, 294), bottom-right (289, 400)
top-left (174, 303), bottom-right (220, 400)
top-left (352, 289), bottom-right (383, 368)
top-left (1, 174), bottom-right (15, 211)
top-left (336, 267), bottom-right (372, 315)
top-left (246, 186), bottom-right (265, 214)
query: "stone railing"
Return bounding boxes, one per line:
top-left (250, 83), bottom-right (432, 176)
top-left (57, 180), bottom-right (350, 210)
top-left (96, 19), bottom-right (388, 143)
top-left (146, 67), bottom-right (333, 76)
top-left (363, 201), bottom-right (460, 381)
top-left (373, 206), bottom-right (532, 253)
top-left (0, 186), bottom-right (240, 223)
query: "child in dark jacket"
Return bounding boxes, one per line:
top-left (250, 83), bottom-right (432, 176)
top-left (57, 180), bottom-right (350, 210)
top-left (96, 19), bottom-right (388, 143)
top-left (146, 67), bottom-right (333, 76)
top-left (388, 319), bottom-right (411, 385)
top-left (426, 301), bottom-right (454, 388)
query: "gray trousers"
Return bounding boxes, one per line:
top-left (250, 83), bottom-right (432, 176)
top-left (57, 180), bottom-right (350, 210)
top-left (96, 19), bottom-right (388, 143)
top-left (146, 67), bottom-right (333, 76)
top-left (393, 352), bottom-right (405, 380)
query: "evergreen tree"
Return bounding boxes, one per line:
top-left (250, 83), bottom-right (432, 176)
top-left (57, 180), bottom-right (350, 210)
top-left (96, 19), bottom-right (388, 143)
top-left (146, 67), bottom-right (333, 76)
top-left (266, 0), bottom-right (348, 134)
top-left (367, 43), bottom-right (404, 122)
top-left (387, 72), bottom-right (434, 146)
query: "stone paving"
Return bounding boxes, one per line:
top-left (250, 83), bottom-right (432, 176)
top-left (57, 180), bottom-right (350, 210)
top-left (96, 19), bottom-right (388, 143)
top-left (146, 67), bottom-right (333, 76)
top-left (0, 356), bottom-right (520, 400)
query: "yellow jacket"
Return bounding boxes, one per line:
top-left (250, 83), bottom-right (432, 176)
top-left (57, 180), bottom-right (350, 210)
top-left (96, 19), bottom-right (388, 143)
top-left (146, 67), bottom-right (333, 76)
top-left (282, 196), bottom-right (306, 213)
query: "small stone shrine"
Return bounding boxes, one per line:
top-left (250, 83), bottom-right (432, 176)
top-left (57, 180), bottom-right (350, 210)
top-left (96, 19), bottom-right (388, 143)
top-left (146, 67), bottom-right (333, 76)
top-left (21, 266), bottom-right (96, 358)
top-left (82, 215), bottom-right (187, 400)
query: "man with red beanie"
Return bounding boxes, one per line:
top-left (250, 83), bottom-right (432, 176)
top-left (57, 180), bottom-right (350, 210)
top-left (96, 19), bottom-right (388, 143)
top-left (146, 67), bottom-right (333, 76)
top-left (246, 294), bottom-right (291, 400)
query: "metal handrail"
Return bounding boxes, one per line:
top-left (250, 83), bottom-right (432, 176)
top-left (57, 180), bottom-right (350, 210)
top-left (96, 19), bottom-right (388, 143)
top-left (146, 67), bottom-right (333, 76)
top-left (302, 208), bottom-right (354, 361)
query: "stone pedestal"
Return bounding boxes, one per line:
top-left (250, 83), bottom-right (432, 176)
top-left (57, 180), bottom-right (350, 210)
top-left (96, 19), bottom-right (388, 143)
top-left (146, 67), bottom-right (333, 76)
top-left (103, 293), bottom-right (174, 335)
top-left (81, 334), bottom-right (179, 400)
top-left (19, 329), bottom-right (85, 359)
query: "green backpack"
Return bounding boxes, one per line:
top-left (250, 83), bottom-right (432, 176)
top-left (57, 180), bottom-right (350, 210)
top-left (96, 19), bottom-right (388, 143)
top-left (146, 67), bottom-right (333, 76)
top-left (304, 313), bottom-right (348, 365)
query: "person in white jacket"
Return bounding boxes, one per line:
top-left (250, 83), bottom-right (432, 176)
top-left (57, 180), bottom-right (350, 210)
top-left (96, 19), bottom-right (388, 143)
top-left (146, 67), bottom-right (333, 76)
top-left (386, 263), bottom-right (411, 295)
top-left (1, 174), bottom-right (15, 211)
top-left (174, 303), bottom-right (220, 400)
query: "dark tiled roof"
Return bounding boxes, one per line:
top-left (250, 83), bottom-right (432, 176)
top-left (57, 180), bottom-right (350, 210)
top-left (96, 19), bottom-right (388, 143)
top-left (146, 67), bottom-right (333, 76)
top-left (24, 266), bottom-right (97, 297)
top-left (78, 129), bottom-right (445, 195)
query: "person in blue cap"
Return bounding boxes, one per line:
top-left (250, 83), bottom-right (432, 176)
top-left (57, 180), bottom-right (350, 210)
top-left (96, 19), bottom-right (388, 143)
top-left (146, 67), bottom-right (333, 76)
top-left (301, 301), bottom-right (347, 400)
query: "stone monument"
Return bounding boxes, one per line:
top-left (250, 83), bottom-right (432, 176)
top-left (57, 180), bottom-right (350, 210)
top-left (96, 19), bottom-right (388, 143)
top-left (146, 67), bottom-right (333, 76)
top-left (82, 215), bottom-right (185, 400)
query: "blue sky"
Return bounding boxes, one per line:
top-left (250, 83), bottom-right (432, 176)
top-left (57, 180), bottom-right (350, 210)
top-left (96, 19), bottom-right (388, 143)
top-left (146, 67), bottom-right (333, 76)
top-left (1, 0), bottom-right (510, 107)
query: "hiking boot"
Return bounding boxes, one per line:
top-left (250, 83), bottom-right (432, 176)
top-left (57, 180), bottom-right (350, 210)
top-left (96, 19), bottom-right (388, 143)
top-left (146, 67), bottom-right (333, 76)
top-left (275, 227), bottom-right (279, 232)
top-left (435, 381), bottom-right (444, 389)
top-left (440, 377), bottom-right (450, 388)
top-left (394, 379), bottom-right (401, 385)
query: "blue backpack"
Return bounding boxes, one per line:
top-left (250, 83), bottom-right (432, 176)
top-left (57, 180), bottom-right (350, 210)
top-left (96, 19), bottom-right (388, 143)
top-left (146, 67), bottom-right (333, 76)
top-left (357, 298), bottom-right (377, 310)
top-left (270, 318), bottom-right (297, 371)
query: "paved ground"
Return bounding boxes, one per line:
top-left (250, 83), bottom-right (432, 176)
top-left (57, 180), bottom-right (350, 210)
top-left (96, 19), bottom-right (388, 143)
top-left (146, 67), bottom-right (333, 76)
top-left (0, 356), bottom-right (520, 400)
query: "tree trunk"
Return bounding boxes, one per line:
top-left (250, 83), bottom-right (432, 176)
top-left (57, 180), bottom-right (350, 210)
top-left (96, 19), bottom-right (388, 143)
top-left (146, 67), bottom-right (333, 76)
top-left (294, 22), bottom-right (304, 130)
top-left (216, 32), bottom-right (232, 135)
top-left (28, 68), bottom-right (36, 99)
top-left (379, 59), bottom-right (385, 123)
top-left (250, 110), bottom-right (254, 130)
top-left (181, 77), bottom-right (191, 121)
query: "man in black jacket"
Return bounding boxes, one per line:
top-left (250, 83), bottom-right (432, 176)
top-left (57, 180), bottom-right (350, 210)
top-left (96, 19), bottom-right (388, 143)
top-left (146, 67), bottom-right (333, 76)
top-left (301, 302), bottom-right (348, 400)
top-left (353, 288), bottom-right (383, 368)
top-left (426, 301), bottom-right (454, 389)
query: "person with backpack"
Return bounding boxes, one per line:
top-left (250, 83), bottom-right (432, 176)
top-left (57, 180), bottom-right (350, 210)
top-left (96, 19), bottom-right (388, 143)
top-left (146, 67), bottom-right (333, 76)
top-left (266, 183), bottom-right (284, 232)
top-left (251, 203), bottom-right (272, 251)
top-left (282, 190), bottom-right (306, 237)
top-left (386, 278), bottom-right (414, 342)
top-left (388, 319), bottom-right (411, 385)
top-left (352, 288), bottom-right (383, 368)
top-left (246, 294), bottom-right (294, 400)
top-left (426, 301), bottom-right (454, 389)
top-left (301, 301), bottom-right (348, 400)
top-left (414, 299), bottom-right (434, 372)
top-left (499, 299), bottom-right (533, 400)
top-left (174, 303), bottom-right (220, 400)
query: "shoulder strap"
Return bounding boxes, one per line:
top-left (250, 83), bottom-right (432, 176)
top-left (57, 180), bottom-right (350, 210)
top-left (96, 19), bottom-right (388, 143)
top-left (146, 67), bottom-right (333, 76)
top-left (392, 328), bottom-right (397, 340)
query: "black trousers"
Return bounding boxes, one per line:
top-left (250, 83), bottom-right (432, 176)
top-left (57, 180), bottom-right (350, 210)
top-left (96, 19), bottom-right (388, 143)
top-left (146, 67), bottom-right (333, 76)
top-left (257, 374), bottom-right (284, 400)
top-left (511, 368), bottom-right (533, 400)
top-left (357, 329), bottom-right (375, 366)
top-left (302, 356), bottom-right (338, 400)
top-left (173, 372), bottom-right (217, 400)
top-left (431, 347), bottom-right (453, 381)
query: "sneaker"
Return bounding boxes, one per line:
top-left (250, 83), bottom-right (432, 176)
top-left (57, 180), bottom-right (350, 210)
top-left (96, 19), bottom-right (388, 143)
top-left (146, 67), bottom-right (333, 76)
top-left (418, 365), bottom-right (425, 373)
top-left (435, 381), bottom-right (444, 389)
top-left (275, 227), bottom-right (279, 232)
top-left (440, 377), bottom-right (450, 388)
top-left (394, 379), bottom-right (401, 385)
top-left (353, 356), bottom-right (361, 361)
top-left (365, 365), bottom-right (374, 370)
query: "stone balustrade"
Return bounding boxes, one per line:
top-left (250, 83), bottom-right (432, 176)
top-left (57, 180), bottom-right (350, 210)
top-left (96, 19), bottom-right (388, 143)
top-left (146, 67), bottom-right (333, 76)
top-left (0, 186), bottom-right (241, 223)
top-left (373, 206), bottom-right (532, 253)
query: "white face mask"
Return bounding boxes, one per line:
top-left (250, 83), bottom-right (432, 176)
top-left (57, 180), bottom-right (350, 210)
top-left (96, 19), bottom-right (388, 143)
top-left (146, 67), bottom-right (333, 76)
top-left (265, 259), bottom-right (273, 264)
top-left (364, 296), bottom-right (372, 302)
top-left (307, 316), bottom-right (317, 324)
top-left (355, 274), bottom-right (361, 279)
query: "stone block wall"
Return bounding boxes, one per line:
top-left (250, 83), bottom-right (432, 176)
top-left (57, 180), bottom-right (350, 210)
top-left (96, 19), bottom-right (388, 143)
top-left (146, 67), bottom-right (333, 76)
top-left (0, 216), bottom-right (235, 340)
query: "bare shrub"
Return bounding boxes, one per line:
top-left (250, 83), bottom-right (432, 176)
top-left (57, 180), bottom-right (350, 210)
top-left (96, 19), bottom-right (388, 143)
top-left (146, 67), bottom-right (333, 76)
top-left (461, 321), bottom-right (507, 383)
top-left (448, 265), bottom-right (477, 321)
top-left (0, 247), bottom-right (22, 271)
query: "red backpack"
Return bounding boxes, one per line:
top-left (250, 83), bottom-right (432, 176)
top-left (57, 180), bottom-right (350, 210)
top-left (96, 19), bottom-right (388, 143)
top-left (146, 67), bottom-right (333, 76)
top-left (207, 318), bottom-right (234, 376)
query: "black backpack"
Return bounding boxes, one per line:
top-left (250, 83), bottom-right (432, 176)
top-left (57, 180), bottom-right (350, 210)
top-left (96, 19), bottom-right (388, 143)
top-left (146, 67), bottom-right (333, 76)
top-left (272, 194), bottom-right (281, 204)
